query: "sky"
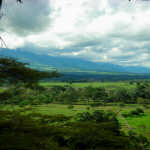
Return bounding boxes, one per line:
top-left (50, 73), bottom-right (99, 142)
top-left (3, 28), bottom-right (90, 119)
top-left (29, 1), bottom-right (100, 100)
top-left (1, 0), bottom-right (150, 67)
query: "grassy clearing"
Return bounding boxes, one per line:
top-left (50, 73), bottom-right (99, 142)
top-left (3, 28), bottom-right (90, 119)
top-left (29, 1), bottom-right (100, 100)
top-left (120, 113), bottom-right (150, 139)
top-left (6, 103), bottom-right (150, 137)
top-left (39, 82), bottom-right (137, 90)
top-left (117, 104), bottom-right (150, 139)
top-left (8, 103), bottom-right (113, 116)
top-left (3, 103), bottom-right (150, 140)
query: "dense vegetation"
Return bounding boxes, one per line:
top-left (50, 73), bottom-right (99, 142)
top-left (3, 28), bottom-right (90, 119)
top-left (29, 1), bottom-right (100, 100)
top-left (0, 56), bottom-right (150, 149)
top-left (41, 72), bottom-right (150, 83)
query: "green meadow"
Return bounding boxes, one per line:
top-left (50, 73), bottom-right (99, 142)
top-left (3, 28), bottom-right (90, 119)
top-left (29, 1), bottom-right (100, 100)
top-left (39, 82), bottom-right (137, 90)
top-left (4, 102), bottom-right (150, 140)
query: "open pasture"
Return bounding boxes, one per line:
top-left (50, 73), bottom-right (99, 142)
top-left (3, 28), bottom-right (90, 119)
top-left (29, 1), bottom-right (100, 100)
top-left (39, 82), bottom-right (137, 90)
top-left (118, 113), bottom-right (150, 139)
top-left (8, 103), bottom-right (113, 116)
top-left (5, 102), bottom-right (150, 139)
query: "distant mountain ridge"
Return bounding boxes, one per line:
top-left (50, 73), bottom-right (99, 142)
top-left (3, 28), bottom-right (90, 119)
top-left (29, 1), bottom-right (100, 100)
top-left (1, 48), bottom-right (150, 74)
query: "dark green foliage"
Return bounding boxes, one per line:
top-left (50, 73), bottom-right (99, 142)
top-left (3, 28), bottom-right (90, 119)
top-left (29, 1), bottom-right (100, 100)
top-left (122, 113), bottom-right (129, 118)
top-left (127, 89), bottom-right (138, 102)
top-left (117, 102), bottom-right (125, 108)
top-left (114, 87), bottom-right (129, 103)
top-left (129, 81), bottom-right (133, 84)
top-left (0, 107), bottom-right (148, 150)
top-left (136, 84), bottom-right (150, 99)
top-left (89, 102), bottom-right (102, 110)
top-left (75, 110), bottom-right (119, 127)
top-left (137, 97), bottom-right (149, 105)
top-left (67, 78), bottom-right (74, 85)
top-left (86, 106), bottom-right (90, 110)
top-left (0, 91), bottom-right (13, 101)
top-left (123, 107), bottom-right (144, 118)
top-left (67, 122), bottom-right (131, 150)
top-left (136, 81), bottom-right (140, 86)
top-left (135, 107), bottom-right (144, 114)
top-left (128, 131), bottom-right (150, 149)
top-left (0, 56), bottom-right (64, 89)
top-left (19, 102), bottom-right (24, 107)
top-left (0, 108), bottom-right (73, 150)
top-left (128, 110), bottom-right (140, 117)
top-left (31, 85), bottom-right (47, 94)
top-left (67, 105), bottom-right (74, 110)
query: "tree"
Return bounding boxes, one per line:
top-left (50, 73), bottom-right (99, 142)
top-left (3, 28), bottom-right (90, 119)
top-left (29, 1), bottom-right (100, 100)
top-left (82, 87), bottom-right (95, 99)
top-left (128, 110), bottom-right (140, 117)
top-left (43, 98), bottom-right (52, 107)
top-left (67, 105), bottom-right (74, 110)
top-left (117, 102), bottom-right (125, 108)
top-left (90, 103), bottom-right (96, 110)
top-left (44, 93), bottom-right (54, 107)
top-left (137, 97), bottom-right (149, 106)
top-left (0, 56), bottom-right (64, 89)
top-left (58, 93), bottom-right (68, 103)
top-left (127, 89), bottom-right (138, 102)
top-left (67, 79), bottom-right (73, 85)
top-left (114, 87), bottom-right (129, 103)
top-left (0, 107), bottom-right (146, 150)
top-left (32, 85), bottom-right (47, 94)
top-left (136, 84), bottom-right (150, 99)
top-left (92, 88), bottom-right (108, 102)
top-left (137, 97), bottom-right (149, 112)
top-left (136, 81), bottom-right (140, 86)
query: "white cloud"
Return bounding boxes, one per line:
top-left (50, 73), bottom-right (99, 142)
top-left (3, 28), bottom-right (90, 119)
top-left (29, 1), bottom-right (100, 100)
top-left (1, 0), bottom-right (150, 67)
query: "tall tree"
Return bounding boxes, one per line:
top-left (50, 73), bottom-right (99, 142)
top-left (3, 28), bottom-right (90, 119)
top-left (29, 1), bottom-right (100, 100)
top-left (0, 56), bottom-right (64, 88)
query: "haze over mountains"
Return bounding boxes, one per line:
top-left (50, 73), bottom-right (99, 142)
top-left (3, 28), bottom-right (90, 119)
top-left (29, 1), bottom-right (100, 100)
top-left (1, 49), bottom-right (150, 74)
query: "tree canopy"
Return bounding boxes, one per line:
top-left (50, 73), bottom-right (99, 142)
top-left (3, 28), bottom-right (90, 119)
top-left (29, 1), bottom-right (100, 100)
top-left (0, 55), bottom-right (64, 89)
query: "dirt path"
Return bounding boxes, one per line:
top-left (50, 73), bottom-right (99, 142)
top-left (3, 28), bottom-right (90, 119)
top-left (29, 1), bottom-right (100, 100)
top-left (116, 108), bottom-right (145, 150)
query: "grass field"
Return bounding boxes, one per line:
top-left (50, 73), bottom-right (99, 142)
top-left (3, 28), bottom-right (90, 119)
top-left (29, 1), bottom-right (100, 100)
top-left (1, 82), bottom-right (149, 140)
top-left (39, 82), bottom-right (137, 90)
top-left (4, 102), bottom-right (150, 140)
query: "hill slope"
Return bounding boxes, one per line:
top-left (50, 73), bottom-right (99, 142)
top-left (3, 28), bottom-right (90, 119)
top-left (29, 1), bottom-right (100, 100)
top-left (1, 49), bottom-right (150, 73)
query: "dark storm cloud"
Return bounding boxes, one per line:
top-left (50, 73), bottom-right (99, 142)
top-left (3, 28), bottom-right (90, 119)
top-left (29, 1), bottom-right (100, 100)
top-left (1, 0), bottom-right (52, 36)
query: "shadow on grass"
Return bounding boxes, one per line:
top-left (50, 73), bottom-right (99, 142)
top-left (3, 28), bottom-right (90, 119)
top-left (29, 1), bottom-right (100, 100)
top-left (125, 113), bottom-right (147, 120)
top-left (134, 113), bottom-right (147, 118)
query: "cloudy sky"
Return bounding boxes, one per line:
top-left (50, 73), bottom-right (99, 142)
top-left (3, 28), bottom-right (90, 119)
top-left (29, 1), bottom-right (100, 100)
top-left (1, 0), bottom-right (150, 67)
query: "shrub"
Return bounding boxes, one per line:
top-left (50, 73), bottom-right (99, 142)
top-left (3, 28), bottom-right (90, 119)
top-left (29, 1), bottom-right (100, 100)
top-left (19, 102), bottom-right (24, 107)
top-left (122, 113), bottom-right (129, 118)
top-left (135, 107), bottom-right (144, 114)
top-left (67, 105), bottom-right (74, 110)
top-left (86, 106), bottom-right (90, 110)
top-left (117, 102), bottom-right (125, 108)
top-left (129, 110), bottom-right (140, 117)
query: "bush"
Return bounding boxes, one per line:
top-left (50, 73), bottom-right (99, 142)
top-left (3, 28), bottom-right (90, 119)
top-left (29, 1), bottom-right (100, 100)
top-left (128, 110), bottom-right (140, 117)
top-left (122, 113), bottom-right (129, 118)
top-left (117, 102), bottom-right (125, 108)
top-left (135, 107), bottom-right (144, 114)
top-left (86, 106), bottom-right (90, 110)
top-left (67, 105), bottom-right (74, 110)
top-left (22, 100), bottom-right (29, 105)
top-left (19, 102), bottom-right (24, 107)
top-left (129, 81), bottom-right (133, 85)
top-left (0, 91), bottom-right (13, 101)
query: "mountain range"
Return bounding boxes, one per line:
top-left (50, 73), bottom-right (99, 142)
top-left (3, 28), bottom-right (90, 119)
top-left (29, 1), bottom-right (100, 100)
top-left (1, 48), bottom-right (150, 74)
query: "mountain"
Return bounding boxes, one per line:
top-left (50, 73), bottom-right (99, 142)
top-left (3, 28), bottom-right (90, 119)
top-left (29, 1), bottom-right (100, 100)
top-left (95, 62), bottom-right (150, 73)
top-left (1, 48), bottom-right (150, 74)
